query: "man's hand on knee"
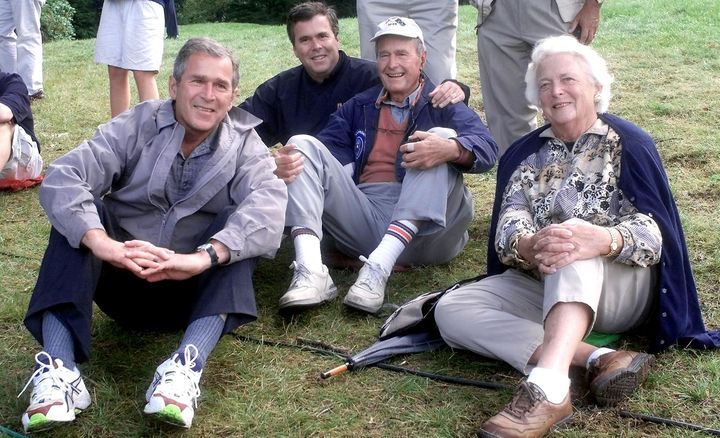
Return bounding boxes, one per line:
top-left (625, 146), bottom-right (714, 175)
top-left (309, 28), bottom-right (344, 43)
top-left (274, 144), bottom-right (304, 183)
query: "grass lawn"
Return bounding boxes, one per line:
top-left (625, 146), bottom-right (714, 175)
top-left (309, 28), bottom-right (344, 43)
top-left (2, 1), bottom-right (720, 436)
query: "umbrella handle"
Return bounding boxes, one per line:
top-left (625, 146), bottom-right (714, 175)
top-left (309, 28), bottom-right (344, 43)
top-left (320, 363), bottom-right (349, 379)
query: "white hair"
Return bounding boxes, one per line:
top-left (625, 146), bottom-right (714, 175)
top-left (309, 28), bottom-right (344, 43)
top-left (524, 35), bottom-right (613, 113)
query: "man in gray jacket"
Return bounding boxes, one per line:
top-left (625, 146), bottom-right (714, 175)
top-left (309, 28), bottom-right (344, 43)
top-left (17, 38), bottom-right (287, 433)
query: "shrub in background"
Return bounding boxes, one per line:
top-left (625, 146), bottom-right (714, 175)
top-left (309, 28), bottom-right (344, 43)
top-left (41, 0), bottom-right (75, 41)
top-left (67, 0), bottom-right (102, 40)
top-left (178, 0), bottom-right (357, 25)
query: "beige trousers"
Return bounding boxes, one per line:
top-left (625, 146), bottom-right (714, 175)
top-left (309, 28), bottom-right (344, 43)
top-left (435, 257), bottom-right (655, 373)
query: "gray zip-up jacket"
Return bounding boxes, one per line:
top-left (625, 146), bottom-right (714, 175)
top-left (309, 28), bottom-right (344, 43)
top-left (40, 99), bottom-right (287, 263)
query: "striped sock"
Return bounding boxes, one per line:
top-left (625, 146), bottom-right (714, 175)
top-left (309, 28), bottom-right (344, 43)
top-left (291, 227), bottom-right (323, 272)
top-left (367, 220), bottom-right (419, 275)
top-left (41, 311), bottom-right (76, 369)
top-left (174, 314), bottom-right (226, 369)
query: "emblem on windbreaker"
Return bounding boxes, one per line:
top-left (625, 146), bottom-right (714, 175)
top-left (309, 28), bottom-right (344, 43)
top-left (354, 130), bottom-right (366, 159)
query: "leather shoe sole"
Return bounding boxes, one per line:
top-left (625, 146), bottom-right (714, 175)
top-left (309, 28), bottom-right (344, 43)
top-left (591, 352), bottom-right (655, 406)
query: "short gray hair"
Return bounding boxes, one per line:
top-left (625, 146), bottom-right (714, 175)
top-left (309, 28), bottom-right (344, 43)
top-left (173, 37), bottom-right (240, 90)
top-left (524, 35), bottom-right (613, 113)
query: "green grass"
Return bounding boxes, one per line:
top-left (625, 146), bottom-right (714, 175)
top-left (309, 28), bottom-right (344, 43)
top-left (2, 1), bottom-right (720, 436)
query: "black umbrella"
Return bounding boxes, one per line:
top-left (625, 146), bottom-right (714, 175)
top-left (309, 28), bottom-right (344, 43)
top-left (321, 331), bottom-right (447, 379)
top-left (321, 276), bottom-right (483, 379)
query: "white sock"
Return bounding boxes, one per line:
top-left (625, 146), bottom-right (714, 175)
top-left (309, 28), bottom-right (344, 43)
top-left (526, 367), bottom-right (570, 404)
top-left (586, 348), bottom-right (616, 369)
top-left (292, 227), bottom-right (323, 272)
top-left (367, 220), bottom-right (418, 274)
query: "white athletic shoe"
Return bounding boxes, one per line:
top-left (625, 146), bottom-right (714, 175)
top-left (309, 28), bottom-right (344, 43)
top-left (343, 256), bottom-right (389, 314)
top-left (144, 345), bottom-right (202, 428)
top-left (19, 351), bottom-right (91, 432)
top-left (279, 262), bottom-right (338, 313)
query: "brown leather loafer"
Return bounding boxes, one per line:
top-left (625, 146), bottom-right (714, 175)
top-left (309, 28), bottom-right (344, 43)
top-left (588, 350), bottom-right (655, 407)
top-left (478, 381), bottom-right (573, 438)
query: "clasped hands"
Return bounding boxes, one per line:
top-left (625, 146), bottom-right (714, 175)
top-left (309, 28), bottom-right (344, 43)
top-left (83, 230), bottom-right (210, 282)
top-left (518, 218), bottom-right (609, 274)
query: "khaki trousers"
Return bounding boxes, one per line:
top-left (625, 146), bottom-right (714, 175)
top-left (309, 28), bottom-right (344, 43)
top-left (435, 257), bottom-right (655, 373)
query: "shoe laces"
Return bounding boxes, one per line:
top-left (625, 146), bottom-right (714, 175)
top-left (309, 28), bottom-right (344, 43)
top-left (506, 382), bottom-right (545, 418)
top-left (157, 345), bottom-right (202, 408)
top-left (18, 352), bottom-right (72, 402)
top-left (289, 261), bottom-right (315, 288)
top-left (355, 256), bottom-right (388, 297)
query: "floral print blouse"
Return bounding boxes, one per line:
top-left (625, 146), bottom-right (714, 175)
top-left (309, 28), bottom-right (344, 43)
top-left (495, 119), bottom-right (663, 273)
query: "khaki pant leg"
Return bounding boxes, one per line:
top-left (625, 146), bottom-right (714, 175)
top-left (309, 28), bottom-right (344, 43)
top-left (435, 269), bottom-right (545, 373)
top-left (543, 257), bottom-right (656, 336)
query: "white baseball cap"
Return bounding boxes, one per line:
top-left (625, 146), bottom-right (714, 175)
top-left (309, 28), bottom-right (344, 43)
top-left (370, 16), bottom-right (425, 47)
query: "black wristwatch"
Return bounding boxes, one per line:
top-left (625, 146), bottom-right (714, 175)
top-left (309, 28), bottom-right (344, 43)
top-left (196, 243), bottom-right (219, 267)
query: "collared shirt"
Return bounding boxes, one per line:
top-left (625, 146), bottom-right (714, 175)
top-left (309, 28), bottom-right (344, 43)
top-left (495, 118), bottom-right (663, 273)
top-left (375, 81), bottom-right (424, 124)
top-left (165, 127), bottom-right (220, 205)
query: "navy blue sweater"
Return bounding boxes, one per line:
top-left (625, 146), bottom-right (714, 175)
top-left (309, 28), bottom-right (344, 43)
top-left (240, 51), bottom-right (378, 146)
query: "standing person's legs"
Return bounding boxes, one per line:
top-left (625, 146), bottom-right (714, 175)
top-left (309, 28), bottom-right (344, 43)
top-left (357, 0), bottom-right (403, 61)
top-left (408, 0), bottom-right (457, 84)
top-left (108, 66), bottom-right (131, 117)
top-left (0, 0), bottom-right (17, 76)
top-left (95, 0), bottom-right (163, 117)
top-left (477, 0), bottom-right (568, 155)
top-left (477, 0), bottom-right (535, 155)
top-left (95, 0), bottom-right (128, 116)
top-left (14, 0), bottom-right (44, 95)
top-left (133, 70), bottom-right (160, 102)
top-left (127, 0), bottom-right (163, 104)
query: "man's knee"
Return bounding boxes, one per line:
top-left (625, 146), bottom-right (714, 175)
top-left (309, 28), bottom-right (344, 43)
top-left (286, 134), bottom-right (324, 155)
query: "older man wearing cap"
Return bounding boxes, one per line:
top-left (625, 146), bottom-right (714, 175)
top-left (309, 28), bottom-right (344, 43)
top-left (276, 16), bottom-right (497, 315)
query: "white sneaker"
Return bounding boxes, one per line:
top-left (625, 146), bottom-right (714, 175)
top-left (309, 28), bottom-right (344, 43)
top-left (19, 352), bottom-right (91, 432)
top-left (144, 345), bottom-right (202, 428)
top-left (279, 262), bottom-right (338, 313)
top-left (343, 256), bottom-right (389, 314)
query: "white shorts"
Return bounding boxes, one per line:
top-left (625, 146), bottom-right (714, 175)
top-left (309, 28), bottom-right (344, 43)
top-left (94, 0), bottom-right (165, 72)
top-left (0, 124), bottom-right (43, 181)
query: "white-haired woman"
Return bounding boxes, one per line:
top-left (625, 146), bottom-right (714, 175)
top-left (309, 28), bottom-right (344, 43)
top-left (434, 35), bottom-right (720, 438)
